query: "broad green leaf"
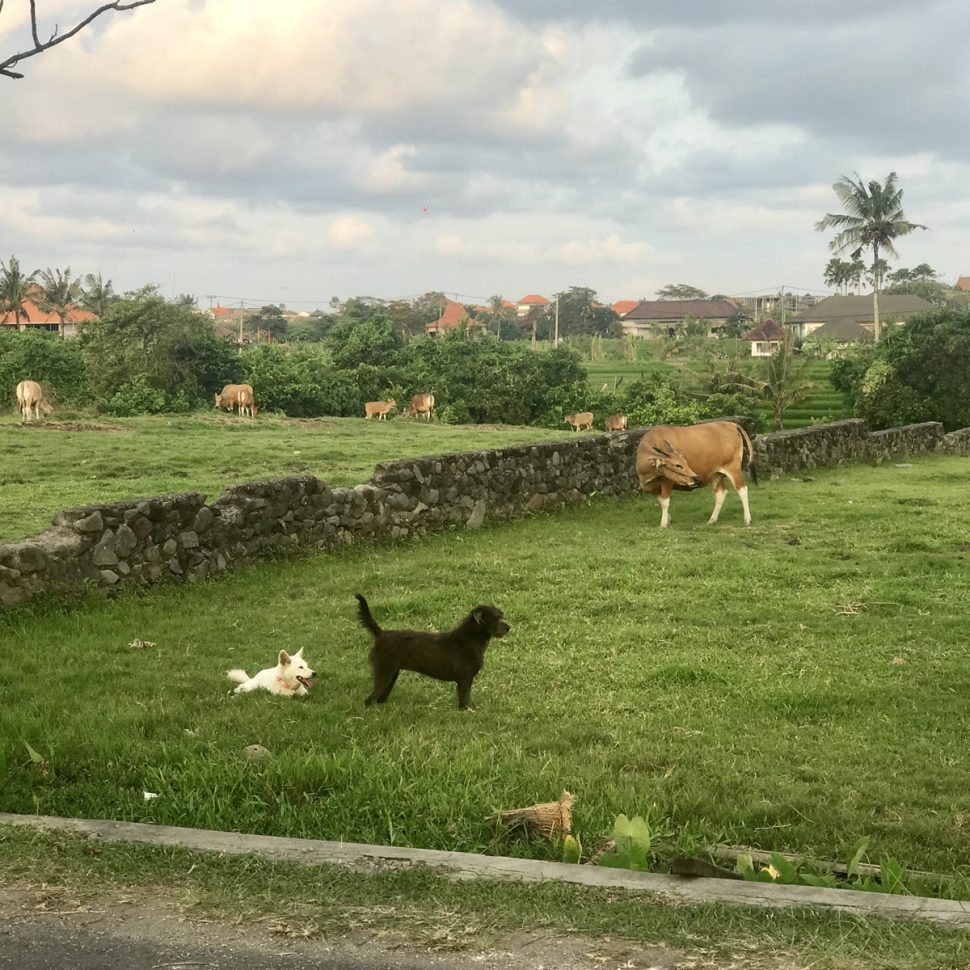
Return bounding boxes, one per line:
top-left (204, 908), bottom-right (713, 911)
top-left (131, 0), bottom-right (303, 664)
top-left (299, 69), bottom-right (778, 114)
top-left (24, 741), bottom-right (44, 764)
top-left (845, 836), bottom-right (870, 878)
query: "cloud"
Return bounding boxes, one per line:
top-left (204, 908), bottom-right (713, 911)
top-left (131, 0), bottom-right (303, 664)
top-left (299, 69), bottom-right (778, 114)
top-left (2, 0), bottom-right (968, 305)
top-left (329, 214), bottom-right (375, 250)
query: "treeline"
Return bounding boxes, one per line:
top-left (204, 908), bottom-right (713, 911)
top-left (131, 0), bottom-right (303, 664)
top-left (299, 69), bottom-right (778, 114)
top-left (1, 293), bottom-right (757, 428)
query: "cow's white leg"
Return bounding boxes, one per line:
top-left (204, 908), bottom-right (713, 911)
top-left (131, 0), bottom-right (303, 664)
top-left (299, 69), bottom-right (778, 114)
top-left (658, 495), bottom-right (671, 528)
top-left (708, 485), bottom-right (727, 524)
top-left (737, 484), bottom-right (752, 525)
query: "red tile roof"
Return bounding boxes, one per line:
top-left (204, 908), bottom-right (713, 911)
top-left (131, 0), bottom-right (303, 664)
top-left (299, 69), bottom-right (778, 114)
top-left (610, 300), bottom-right (639, 317)
top-left (517, 293), bottom-right (550, 305)
top-left (0, 298), bottom-right (98, 326)
top-left (425, 298), bottom-right (473, 333)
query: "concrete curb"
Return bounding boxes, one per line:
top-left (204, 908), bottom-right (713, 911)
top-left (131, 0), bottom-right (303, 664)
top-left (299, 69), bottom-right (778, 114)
top-left (3, 813), bottom-right (969, 927)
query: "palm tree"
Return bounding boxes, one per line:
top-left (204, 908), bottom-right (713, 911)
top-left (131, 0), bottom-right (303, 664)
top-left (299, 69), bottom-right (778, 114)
top-left (35, 266), bottom-right (81, 336)
top-left (815, 172), bottom-right (927, 341)
top-left (78, 272), bottom-right (117, 317)
top-left (0, 255), bottom-right (39, 329)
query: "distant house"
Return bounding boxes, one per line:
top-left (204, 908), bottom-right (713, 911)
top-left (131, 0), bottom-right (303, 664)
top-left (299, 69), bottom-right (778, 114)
top-left (425, 298), bottom-right (484, 336)
top-left (620, 298), bottom-right (740, 338)
top-left (610, 300), bottom-right (639, 318)
top-left (808, 319), bottom-right (874, 344)
top-left (788, 294), bottom-right (933, 339)
top-left (0, 296), bottom-right (98, 338)
top-left (955, 276), bottom-right (970, 293)
top-left (516, 294), bottom-right (550, 318)
top-left (741, 318), bottom-right (786, 357)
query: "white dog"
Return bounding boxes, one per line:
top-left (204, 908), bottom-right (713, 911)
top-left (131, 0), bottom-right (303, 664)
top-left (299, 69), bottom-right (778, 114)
top-left (227, 648), bottom-right (316, 697)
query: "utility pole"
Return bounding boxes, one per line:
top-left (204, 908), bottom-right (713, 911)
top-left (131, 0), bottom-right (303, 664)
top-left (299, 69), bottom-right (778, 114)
top-left (238, 299), bottom-right (244, 345)
top-left (554, 294), bottom-right (559, 347)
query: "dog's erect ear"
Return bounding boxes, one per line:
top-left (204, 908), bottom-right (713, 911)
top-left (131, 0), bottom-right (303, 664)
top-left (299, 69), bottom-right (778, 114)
top-left (294, 648), bottom-right (304, 659)
top-left (278, 649), bottom-right (291, 665)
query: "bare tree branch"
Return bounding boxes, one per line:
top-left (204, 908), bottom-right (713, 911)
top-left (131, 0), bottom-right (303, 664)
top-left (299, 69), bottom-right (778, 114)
top-left (2, 0), bottom-right (155, 79)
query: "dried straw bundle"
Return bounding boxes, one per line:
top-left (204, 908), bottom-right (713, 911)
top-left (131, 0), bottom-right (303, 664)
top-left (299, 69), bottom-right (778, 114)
top-left (492, 790), bottom-right (574, 838)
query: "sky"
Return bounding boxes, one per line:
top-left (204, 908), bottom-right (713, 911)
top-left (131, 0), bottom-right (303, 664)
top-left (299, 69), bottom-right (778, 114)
top-left (2, 0), bottom-right (969, 312)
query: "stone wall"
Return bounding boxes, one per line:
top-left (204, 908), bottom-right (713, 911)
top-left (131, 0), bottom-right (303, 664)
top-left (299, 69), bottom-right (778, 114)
top-left (1, 418), bottom-right (967, 609)
top-left (752, 419), bottom-right (949, 476)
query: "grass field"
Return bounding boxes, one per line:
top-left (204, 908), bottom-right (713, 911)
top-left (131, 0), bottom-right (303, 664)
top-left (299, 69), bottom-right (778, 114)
top-left (0, 413), bottom-right (569, 542)
top-left (3, 445), bottom-right (970, 895)
top-left (583, 355), bottom-right (852, 429)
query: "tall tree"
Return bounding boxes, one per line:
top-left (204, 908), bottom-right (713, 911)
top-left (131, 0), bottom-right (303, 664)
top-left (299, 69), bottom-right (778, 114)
top-left (823, 257), bottom-right (854, 294)
top-left (815, 172), bottom-right (927, 341)
top-left (656, 283), bottom-right (708, 300)
top-left (0, 255), bottom-right (38, 329)
top-left (35, 266), bottom-right (81, 335)
top-left (2, 1), bottom-right (157, 79)
top-left (78, 272), bottom-right (117, 317)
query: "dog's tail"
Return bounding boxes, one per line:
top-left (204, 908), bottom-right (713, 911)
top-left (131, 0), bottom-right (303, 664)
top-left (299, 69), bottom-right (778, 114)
top-left (355, 593), bottom-right (382, 637)
top-left (226, 669), bottom-right (249, 684)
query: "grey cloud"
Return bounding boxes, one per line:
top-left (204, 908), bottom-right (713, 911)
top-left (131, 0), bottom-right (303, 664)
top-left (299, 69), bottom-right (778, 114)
top-left (627, 4), bottom-right (970, 158)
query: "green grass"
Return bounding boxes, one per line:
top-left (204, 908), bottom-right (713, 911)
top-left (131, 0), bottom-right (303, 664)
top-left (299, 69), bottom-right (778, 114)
top-left (3, 829), bottom-right (970, 969)
top-left (3, 455), bottom-right (970, 894)
top-left (582, 355), bottom-right (852, 429)
top-left (0, 413), bottom-right (569, 542)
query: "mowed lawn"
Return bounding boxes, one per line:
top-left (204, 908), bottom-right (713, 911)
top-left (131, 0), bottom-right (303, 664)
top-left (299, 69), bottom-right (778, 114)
top-left (3, 452), bottom-right (970, 889)
top-left (0, 413), bottom-right (569, 542)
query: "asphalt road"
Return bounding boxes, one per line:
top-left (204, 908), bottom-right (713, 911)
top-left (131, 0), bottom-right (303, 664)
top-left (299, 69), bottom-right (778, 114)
top-left (0, 920), bottom-right (479, 970)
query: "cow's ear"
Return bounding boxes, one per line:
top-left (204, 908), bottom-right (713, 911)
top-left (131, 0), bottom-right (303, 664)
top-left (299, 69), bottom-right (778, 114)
top-left (652, 445), bottom-right (669, 457)
top-left (664, 439), bottom-right (678, 454)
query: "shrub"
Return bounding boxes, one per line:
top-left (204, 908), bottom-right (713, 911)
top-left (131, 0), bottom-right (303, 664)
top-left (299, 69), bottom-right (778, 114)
top-left (327, 316), bottom-right (405, 371)
top-left (100, 375), bottom-right (169, 416)
top-left (241, 345), bottom-right (359, 416)
top-left (80, 297), bottom-right (239, 412)
top-left (0, 329), bottom-right (89, 406)
top-left (858, 307), bottom-right (970, 430)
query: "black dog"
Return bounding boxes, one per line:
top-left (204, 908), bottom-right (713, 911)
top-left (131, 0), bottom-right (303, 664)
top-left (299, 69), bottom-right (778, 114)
top-left (355, 593), bottom-right (511, 710)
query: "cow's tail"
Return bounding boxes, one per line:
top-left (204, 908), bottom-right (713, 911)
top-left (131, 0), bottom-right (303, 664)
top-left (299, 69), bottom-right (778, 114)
top-left (355, 593), bottom-right (383, 637)
top-left (736, 423), bottom-right (758, 485)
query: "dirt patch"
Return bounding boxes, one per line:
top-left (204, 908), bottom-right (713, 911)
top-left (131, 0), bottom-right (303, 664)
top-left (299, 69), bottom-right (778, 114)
top-left (283, 419), bottom-right (339, 429)
top-left (0, 881), bottom-right (799, 969)
top-left (14, 422), bottom-right (128, 434)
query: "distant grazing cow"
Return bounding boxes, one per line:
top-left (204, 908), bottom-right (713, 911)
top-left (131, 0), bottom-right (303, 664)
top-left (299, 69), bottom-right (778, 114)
top-left (403, 393), bottom-right (435, 421)
top-left (635, 420), bottom-right (756, 528)
top-left (16, 380), bottom-right (53, 422)
top-left (605, 414), bottom-right (628, 432)
top-left (364, 399), bottom-right (396, 421)
top-left (215, 383), bottom-right (256, 418)
top-left (564, 411), bottom-right (593, 432)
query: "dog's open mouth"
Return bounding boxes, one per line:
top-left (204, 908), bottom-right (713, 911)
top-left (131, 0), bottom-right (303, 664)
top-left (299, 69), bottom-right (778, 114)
top-left (297, 675), bottom-right (313, 690)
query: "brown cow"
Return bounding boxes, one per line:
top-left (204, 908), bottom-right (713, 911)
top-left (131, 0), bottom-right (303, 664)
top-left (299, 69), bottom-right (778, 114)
top-left (564, 411), bottom-right (593, 432)
top-left (215, 383), bottom-right (256, 418)
top-left (16, 380), bottom-right (53, 422)
top-left (403, 393), bottom-right (435, 421)
top-left (605, 414), bottom-right (628, 432)
top-left (635, 420), bottom-right (755, 528)
top-left (364, 399), bottom-right (396, 421)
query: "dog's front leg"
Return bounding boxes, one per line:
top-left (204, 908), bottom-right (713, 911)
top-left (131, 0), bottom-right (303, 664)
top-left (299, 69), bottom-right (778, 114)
top-left (456, 679), bottom-right (475, 711)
